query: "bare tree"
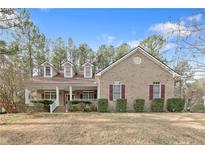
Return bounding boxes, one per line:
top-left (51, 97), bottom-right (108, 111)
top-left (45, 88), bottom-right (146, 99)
top-left (185, 79), bottom-right (205, 110)
top-left (0, 56), bottom-right (25, 113)
top-left (171, 12), bottom-right (205, 78)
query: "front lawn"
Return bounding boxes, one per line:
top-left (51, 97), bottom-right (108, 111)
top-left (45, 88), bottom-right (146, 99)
top-left (0, 112), bottom-right (205, 144)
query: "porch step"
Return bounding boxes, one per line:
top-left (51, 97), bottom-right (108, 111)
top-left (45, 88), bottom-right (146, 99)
top-left (53, 106), bottom-right (66, 112)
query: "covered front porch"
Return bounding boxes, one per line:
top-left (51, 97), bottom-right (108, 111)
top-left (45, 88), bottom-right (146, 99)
top-left (25, 82), bottom-right (98, 112)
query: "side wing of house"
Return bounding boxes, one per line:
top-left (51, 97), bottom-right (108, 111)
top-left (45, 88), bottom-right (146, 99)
top-left (96, 46), bottom-right (179, 111)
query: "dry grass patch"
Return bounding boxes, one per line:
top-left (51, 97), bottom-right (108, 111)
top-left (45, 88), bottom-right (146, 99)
top-left (0, 112), bottom-right (205, 144)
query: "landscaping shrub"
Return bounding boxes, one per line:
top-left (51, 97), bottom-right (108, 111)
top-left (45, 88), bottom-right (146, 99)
top-left (69, 100), bottom-right (92, 104)
top-left (31, 100), bottom-right (53, 105)
top-left (151, 98), bottom-right (164, 112)
top-left (84, 105), bottom-right (92, 112)
top-left (69, 101), bottom-right (92, 112)
top-left (191, 103), bottom-right (205, 113)
top-left (82, 101), bottom-right (92, 104)
top-left (116, 98), bottom-right (127, 112)
top-left (70, 104), bottom-right (80, 112)
top-left (80, 103), bottom-right (86, 111)
top-left (167, 98), bottom-right (185, 112)
top-left (90, 104), bottom-right (97, 112)
top-left (31, 100), bottom-right (54, 111)
top-left (71, 103), bottom-right (96, 112)
top-left (97, 99), bottom-right (108, 112)
top-left (133, 99), bottom-right (145, 112)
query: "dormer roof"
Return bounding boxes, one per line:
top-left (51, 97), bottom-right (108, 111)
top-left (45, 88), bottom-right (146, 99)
top-left (41, 61), bottom-right (58, 72)
top-left (41, 61), bottom-right (54, 67)
top-left (82, 62), bottom-right (93, 67)
top-left (61, 60), bottom-right (73, 67)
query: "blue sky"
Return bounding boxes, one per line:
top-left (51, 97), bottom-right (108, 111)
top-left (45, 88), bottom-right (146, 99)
top-left (29, 8), bottom-right (199, 51)
top-left (28, 8), bottom-right (205, 78)
top-left (1, 8), bottom-right (204, 78)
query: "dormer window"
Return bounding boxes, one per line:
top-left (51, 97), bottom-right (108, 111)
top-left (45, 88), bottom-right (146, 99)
top-left (62, 61), bottom-right (74, 78)
top-left (41, 61), bottom-right (57, 78)
top-left (83, 62), bottom-right (93, 78)
top-left (65, 66), bottom-right (72, 77)
top-left (85, 66), bottom-right (91, 77)
top-left (45, 66), bottom-right (51, 76)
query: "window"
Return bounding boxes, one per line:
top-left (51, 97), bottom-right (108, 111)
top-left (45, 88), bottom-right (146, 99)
top-left (65, 66), bottom-right (71, 77)
top-left (44, 91), bottom-right (56, 100)
top-left (82, 91), bottom-right (94, 100)
top-left (65, 94), bottom-right (75, 101)
top-left (153, 82), bottom-right (161, 99)
top-left (113, 81), bottom-right (121, 100)
top-left (45, 66), bottom-right (51, 76)
top-left (85, 66), bottom-right (91, 77)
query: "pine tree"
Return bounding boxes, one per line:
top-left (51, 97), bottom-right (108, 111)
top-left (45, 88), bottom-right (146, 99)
top-left (51, 37), bottom-right (67, 70)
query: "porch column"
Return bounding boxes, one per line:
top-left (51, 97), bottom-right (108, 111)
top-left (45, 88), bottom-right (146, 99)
top-left (69, 85), bottom-right (73, 101)
top-left (56, 87), bottom-right (59, 106)
top-left (25, 88), bottom-right (30, 105)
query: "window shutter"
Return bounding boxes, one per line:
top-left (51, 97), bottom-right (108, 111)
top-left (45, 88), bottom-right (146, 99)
top-left (109, 85), bottom-right (113, 101)
top-left (121, 84), bottom-right (125, 99)
top-left (149, 85), bottom-right (153, 100)
top-left (161, 84), bottom-right (165, 99)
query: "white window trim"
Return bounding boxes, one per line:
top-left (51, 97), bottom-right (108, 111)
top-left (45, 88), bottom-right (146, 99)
top-left (82, 91), bottom-right (95, 100)
top-left (153, 82), bottom-right (161, 99)
top-left (64, 66), bottom-right (73, 78)
top-left (113, 81), bottom-right (122, 101)
top-left (44, 66), bottom-right (52, 77)
top-left (84, 66), bottom-right (92, 78)
top-left (44, 91), bottom-right (56, 100)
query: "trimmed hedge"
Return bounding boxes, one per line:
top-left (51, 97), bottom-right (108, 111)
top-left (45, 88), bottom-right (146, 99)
top-left (31, 100), bottom-right (54, 112)
top-left (191, 103), bottom-right (205, 113)
top-left (167, 98), bottom-right (185, 112)
top-left (151, 98), bottom-right (164, 112)
top-left (70, 104), bottom-right (80, 112)
top-left (69, 101), bottom-right (92, 112)
top-left (97, 99), bottom-right (108, 112)
top-left (133, 99), bottom-right (145, 112)
top-left (70, 103), bottom-right (97, 112)
top-left (69, 100), bottom-right (92, 104)
top-left (116, 98), bottom-right (127, 112)
top-left (31, 100), bottom-right (54, 105)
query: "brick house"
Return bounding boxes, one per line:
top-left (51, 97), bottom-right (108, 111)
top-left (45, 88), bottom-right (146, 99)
top-left (25, 46), bottom-right (180, 112)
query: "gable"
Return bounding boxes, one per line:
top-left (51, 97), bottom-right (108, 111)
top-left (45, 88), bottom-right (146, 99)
top-left (41, 61), bottom-right (53, 67)
top-left (62, 61), bottom-right (73, 67)
top-left (82, 62), bottom-right (94, 67)
top-left (96, 46), bottom-right (180, 77)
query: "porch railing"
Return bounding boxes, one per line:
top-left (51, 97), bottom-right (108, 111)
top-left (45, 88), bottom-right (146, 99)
top-left (50, 100), bottom-right (58, 113)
